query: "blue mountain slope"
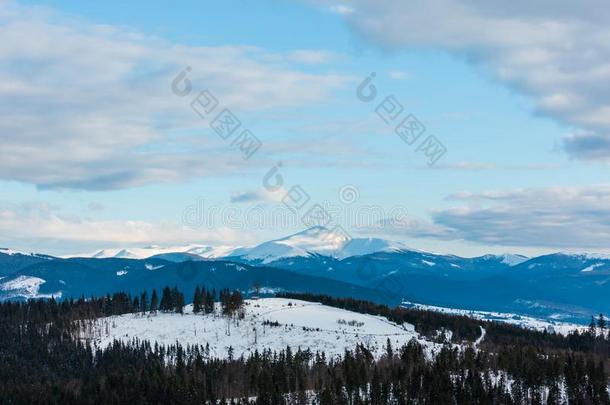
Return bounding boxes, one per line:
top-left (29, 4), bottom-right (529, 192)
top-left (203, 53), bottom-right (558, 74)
top-left (2, 246), bottom-right (610, 323)
top-left (0, 256), bottom-right (396, 306)
top-left (0, 250), bottom-right (56, 276)
top-left (233, 251), bottom-right (610, 323)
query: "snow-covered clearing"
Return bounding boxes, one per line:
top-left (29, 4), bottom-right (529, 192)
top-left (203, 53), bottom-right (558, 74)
top-left (581, 263), bottom-right (604, 272)
top-left (80, 298), bottom-right (441, 359)
top-left (0, 276), bottom-right (62, 300)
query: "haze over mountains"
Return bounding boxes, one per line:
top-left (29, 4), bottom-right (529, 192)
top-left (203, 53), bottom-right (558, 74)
top-left (1, 227), bottom-right (610, 324)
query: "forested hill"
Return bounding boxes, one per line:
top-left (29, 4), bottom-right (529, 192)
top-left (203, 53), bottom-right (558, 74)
top-left (0, 287), bottom-right (609, 403)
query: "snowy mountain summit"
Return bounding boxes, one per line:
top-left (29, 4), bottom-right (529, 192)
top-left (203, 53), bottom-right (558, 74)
top-left (85, 244), bottom-right (242, 261)
top-left (237, 226), bottom-right (411, 263)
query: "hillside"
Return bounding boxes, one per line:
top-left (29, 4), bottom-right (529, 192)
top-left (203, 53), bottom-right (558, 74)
top-left (80, 298), bottom-right (440, 359)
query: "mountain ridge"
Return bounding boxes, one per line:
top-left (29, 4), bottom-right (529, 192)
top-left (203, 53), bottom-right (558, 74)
top-left (61, 226), bottom-right (532, 265)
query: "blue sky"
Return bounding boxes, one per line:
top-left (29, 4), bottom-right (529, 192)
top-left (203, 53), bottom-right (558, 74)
top-left (2, 0), bottom-right (610, 256)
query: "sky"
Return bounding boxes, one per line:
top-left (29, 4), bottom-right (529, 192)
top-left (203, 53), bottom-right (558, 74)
top-left (1, 0), bottom-right (610, 257)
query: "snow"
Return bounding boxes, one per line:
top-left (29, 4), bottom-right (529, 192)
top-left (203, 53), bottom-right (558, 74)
top-left (0, 248), bottom-right (51, 258)
top-left (0, 248), bottom-right (32, 256)
top-left (116, 270), bottom-right (128, 276)
top-left (338, 237), bottom-right (411, 258)
top-left (0, 275), bottom-right (45, 291)
top-left (422, 260), bottom-right (436, 266)
top-left (583, 253), bottom-right (610, 260)
top-left (479, 253), bottom-right (528, 266)
top-left (145, 263), bottom-right (165, 271)
top-left (0, 276), bottom-right (61, 300)
top-left (402, 301), bottom-right (586, 336)
top-left (53, 229), bottom-right (533, 266)
top-left (581, 263), bottom-right (604, 272)
top-left (474, 326), bottom-right (486, 348)
top-left (558, 252), bottom-right (610, 260)
top-left (81, 298), bottom-right (439, 359)
top-left (241, 227), bottom-right (347, 263)
top-left (241, 227), bottom-right (414, 263)
top-left (71, 244), bottom-right (242, 260)
top-left (499, 254), bottom-right (529, 266)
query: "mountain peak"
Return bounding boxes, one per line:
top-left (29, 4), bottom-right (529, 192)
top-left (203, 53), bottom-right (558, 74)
top-left (238, 228), bottom-right (411, 263)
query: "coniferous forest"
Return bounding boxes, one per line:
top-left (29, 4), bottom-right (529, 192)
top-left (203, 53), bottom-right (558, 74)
top-left (0, 288), bottom-right (609, 404)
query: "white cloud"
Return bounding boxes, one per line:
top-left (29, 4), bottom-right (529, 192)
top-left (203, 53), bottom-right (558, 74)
top-left (329, 5), bottom-right (355, 15)
top-left (316, 0), bottom-right (610, 160)
top-left (229, 188), bottom-right (286, 204)
top-left (0, 202), bottom-right (251, 254)
top-left (380, 185), bottom-right (610, 249)
top-left (0, 1), bottom-right (350, 190)
top-left (289, 49), bottom-right (338, 64)
top-left (387, 70), bottom-right (409, 80)
top-left (432, 161), bottom-right (497, 170)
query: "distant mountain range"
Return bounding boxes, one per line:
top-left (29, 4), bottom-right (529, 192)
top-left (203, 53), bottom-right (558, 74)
top-left (76, 226), bottom-right (413, 263)
top-left (2, 228), bottom-right (610, 323)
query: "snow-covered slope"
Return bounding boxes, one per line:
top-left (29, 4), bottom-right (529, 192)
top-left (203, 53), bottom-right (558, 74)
top-left (80, 298), bottom-right (439, 359)
top-left (0, 248), bottom-right (36, 256)
top-left (0, 275), bottom-right (62, 300)
top-left (402, 301), bottom-right (585, 336)
top-left (499, 253), bottom-right (529, 266)
top-left (239, 227), bottom-right (346, 263)
top-left (339, 237), bottom-right (411, 258)
top-left (0, 248), bottom-right (53, 259)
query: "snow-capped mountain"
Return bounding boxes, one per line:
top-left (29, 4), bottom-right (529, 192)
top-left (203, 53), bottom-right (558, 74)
top-left (81, 244), bottom-right (243, 260)
top-left (515, 252), bottom-right (610, 274)
top-left (233, 226), bottom-right (412, 264)
top-left (0, 248), bottom-right (53, 259)
top-left (476, 253), bottom-right (529, 267)
top-left (499, 253), bottom-right (529, 266)
top-left (68, 226), bottom-right (414, 264)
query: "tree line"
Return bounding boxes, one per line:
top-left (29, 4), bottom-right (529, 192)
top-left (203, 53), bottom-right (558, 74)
top-left (0, 289), bottom-right (609, 403)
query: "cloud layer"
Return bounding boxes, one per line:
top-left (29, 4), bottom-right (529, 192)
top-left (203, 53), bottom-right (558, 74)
top-left (0, 202), bottom-right (249, 254)
top-left (382, 186), bottom-right (610, 249)
top-left (322, 0), bottom-right (610, 160)
top-left (0, 2), bottom-right (349, 190)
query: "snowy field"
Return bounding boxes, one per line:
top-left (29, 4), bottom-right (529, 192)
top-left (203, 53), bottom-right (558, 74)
top-left (80, 298), bottom-right (442, 359)
top-left (402, 301), bottom-right (587, 335)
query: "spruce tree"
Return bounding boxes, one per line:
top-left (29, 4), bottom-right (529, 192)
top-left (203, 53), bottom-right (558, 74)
top-left (193, 286), bottom-right (202, 314)
top-left (597, 313), bottom-right (606, 332)
top-left (175, 290), bottom-right (185, 314)
top-left (589, 316), bottom-right (597, 336)
top-left (140, 291), bottom-right (148, 314)
top-left (150, 289), bottom-right (159, 313)
top-left (160, 286), bottom-right (172, 312)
